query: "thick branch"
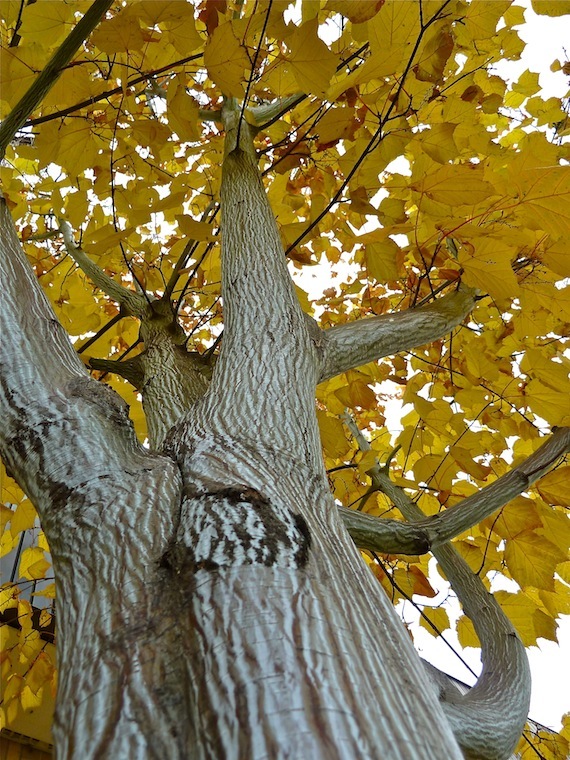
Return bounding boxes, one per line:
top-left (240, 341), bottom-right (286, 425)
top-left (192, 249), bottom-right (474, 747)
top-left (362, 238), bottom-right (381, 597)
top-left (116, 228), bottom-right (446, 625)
top-left (90, 355), bottom-right (145, 388)
top-left (249, 94), bottom-right (305, 127)
top-left (339, 505), bottom-right (430, 554)
top-left (320, 286), bottom-right (475, 382)
top-left (0, 199), bottom-right (145, 511)
top-left (344, 414), bottom-right (531, 760)
top-left (0, 0), bottom-right (114, 157)
top-left (206, 100), bottom-right (322, 461)
top-left (0, 201), bottom-right (85, 389)
top-left (59, 219), bottom-right (147, 316)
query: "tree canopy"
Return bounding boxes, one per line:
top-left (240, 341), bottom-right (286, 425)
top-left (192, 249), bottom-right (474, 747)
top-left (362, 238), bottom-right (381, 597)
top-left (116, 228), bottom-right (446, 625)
top-left (1, 0), bottom-right (569, 756)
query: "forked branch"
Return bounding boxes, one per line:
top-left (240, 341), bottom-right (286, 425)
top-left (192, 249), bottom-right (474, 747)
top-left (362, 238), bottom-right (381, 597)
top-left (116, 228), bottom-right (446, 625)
top-left (340, 421), bottom-right (570, 553)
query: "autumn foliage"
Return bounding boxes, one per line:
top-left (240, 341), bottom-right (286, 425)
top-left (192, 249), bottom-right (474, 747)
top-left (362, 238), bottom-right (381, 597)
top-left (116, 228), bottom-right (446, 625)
top-left (1, 0), bottom-right (569, 755)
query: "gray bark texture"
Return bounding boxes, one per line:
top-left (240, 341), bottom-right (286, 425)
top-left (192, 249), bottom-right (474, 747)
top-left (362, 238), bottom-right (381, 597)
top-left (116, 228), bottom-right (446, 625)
top-left (0, 99), bottom-right (545, 759)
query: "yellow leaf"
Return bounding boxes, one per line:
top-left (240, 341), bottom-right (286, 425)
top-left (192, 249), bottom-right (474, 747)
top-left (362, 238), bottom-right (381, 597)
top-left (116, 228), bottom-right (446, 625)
top-left (414, 26), bottom-right (454, 84)
top-left (413, 454), bottom-right (457, 492)
top-left (332, 0), bottom-right (419, 94)
top-left (356, 449), bottom-right (379, 477)
top-left (412, 164), bottom-right (495, 207)
top-left (32, 583), bottom-right (56, 600)
top-left (91, 9), bottom-right (147, 53)
top-left (455, 537), bottom-right (501, 574)
top-left (18, 547), bottom-right (50, 581)
top-left (167, 76), bottom-right (200, 143)
top-left (204, 22), bottom-right (249, 97)
top-left (418, 123), bottom-right (458, 164)
top-left (0, 46), bottom-right (43, 109)
top-left (317, 411), bottom-right (352, 459)
top-left (19, 628), bottom-right (42, 662)
top-left (0, 491), bottom-right (17, 531)
top-left (175, 216), bottom-right (216, 241)
top-left (130, 119), bottom-right (172, 149)
top-left (520, 349), bottom-right (570, 394)
top-left (0, 1), bottom-right (22, 27)
top-left (515, 166), bottom-right (570, 240)
top-left (419, 606), bottom-right (450, 636)
top-left (0, 530), bottom-right (18, 558)
top-left (531, 0), bottom-right (570, 15)
top-left (315, 106), bottom-right (356, 146)
top-left (539, 507), bottom-right (570, 555)
top-left (0, 585), bottom-right (19, 614)
top-left (35, 121), bottom-right (100, 176)
top-left (524, 379), bottom-right (570, 426)
top-left (83, 224), bottom-right (135, 258)
top-left (489, 496), bottom-right (542, 539)
top-left (20, 685), bottom-right (42, 711)
top-left (456, 614), bottom-right (479, 647)
top-left (538, 580), bottom-right (570, 617)
top-left (38, 609), bottom-right (52, 629)
top-left (7, 695), bottom-right (19, 725)
top-left (365, 238), bottom-right (401, 283)
top-left (537, 467), bottom-right (570, 507)
top-left (138, 1), bottom-right (202, 54)
top-left (504, 530), bottom-right (566, 591)
top-left (512, 69), bottom-right (540, 98)
top-left (494, 590), bottom-right (555, 646)
top-left (458, 239), bottom-right (519, 305)
top-left (343, 379), bottom-right (377, 410)
top-left (324, 0), bottom-right (384, 23)
top-left (10, 500), bottom-right (37, 535)
top-left (27, 651), bottom-right (53, 695)
top-left (18, 0), bottom-right (76, 44)
top-left (285, 18), bottom-right (339, 95)
top-left (449, 446), bottom-right (491, 481)
top-left (541, 240), bottom-right (570, 277)
top-left (3, 673), bottom-right (23, 704)
top-left (294, 283), bottom-right (312, 314)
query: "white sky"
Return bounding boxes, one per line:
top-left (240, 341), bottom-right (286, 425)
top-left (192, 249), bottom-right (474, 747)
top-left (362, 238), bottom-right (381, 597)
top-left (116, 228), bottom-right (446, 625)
top-left (295, 0), bottom-right (570, 731)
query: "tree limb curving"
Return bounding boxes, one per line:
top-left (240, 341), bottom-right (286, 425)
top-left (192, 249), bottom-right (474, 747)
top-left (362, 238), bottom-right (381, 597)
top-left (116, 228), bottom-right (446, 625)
top-left (343, 412), bottom-right (533, 760)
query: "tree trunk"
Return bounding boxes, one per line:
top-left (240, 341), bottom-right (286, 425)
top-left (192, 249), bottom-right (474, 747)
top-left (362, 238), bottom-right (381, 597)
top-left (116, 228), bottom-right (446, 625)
top-left (0, 104), bottom-right (468, 758)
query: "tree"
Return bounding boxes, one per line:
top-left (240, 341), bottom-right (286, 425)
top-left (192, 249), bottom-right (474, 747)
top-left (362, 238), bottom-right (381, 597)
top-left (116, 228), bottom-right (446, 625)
top-left (1, 1), bottom-right (569, 758)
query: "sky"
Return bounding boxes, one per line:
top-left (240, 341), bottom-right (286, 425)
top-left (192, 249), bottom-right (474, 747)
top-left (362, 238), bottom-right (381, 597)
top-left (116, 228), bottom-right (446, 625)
top-left (296, 0), bottom-right (570, 732)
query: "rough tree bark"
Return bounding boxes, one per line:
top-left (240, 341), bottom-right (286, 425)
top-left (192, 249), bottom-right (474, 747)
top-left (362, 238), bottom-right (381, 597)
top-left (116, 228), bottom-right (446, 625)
top-left (2, 97), bottom-right (567, 758)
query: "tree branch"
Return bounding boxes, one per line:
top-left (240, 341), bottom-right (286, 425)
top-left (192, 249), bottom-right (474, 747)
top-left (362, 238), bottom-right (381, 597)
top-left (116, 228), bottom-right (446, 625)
top-left (415, 426), bottom-right (570, 547)
top-left (26, 51), bottom-right (204, 128)
top-left (320, 285), bottom-right (476, 382)
top-left (0, 198), bottom-right (144, 512)
top-left (0, 0), bottom-right (114, 157)
top-left (249, 94), bottom-right (305, 128)
top-left (59, 219), bottom-right (147, 316)
top-left (163, 201), bottom-right (217, 300)
top-left (344, 412), bottom-right (531, 760)
top-left (341, 416), bottom-right (570, 552)
top-left (338, 505), bottom-right (431, 554)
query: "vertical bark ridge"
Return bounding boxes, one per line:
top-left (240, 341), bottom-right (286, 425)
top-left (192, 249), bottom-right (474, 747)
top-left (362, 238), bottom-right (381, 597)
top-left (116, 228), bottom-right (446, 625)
top-left (210, 101), bottom-right (322, 465)
top-left (50, 459), bottom-right (188, 759)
